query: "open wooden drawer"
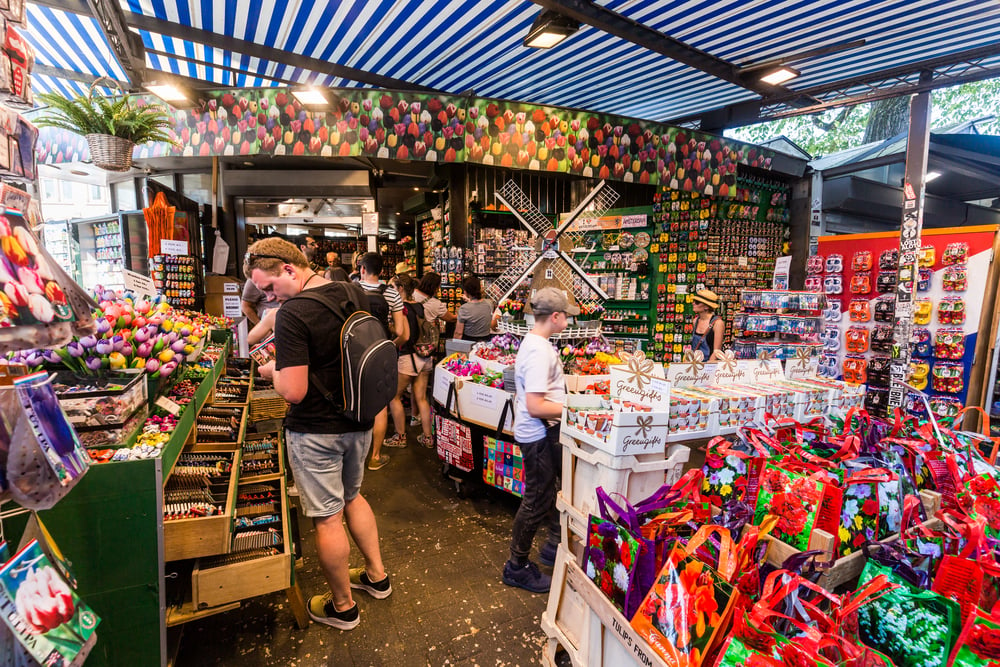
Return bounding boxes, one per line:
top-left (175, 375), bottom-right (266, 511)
top-left (192, 477), bottom-right (293, 609)
top-left (164, 447), bottom-right (241, 562)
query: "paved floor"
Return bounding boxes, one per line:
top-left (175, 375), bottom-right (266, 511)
top-left (174, 428), bottom-right (558, 666)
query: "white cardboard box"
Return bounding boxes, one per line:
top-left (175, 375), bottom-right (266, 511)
top-left (455, 379), bottom-right (515, 435)
top-left (564, 374), bottom-right (610, 393)
top-left (561, 393), bottom-right (668, 457)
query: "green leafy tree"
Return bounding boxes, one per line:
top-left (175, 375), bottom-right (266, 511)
top-left (727, 79), bottom-right (1000, 158)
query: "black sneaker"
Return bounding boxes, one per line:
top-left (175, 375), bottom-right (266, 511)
top-left (502, 560), bottom-right (551, 593)
top-left (349, 567), bottom-right (392, 599)
top-left (539, 541), bottom-right (558, 567)
top-left (307, 594), bottom-right (359, 630)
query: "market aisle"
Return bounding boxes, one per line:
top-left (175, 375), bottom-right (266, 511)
top-left (174, 427), bottom-right (555, 666)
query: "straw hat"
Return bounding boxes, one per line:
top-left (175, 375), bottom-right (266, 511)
top-left (394, 261), bottom-right (410, 275)
top-left (692, 289), bottom-right (721, 310)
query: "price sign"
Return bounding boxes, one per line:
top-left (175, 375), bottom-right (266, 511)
top-left (222, 295), bottom-right (242, 318)
top-left (122, 269), bottom-right (156, 298)
top-left (362, 212), bottom-right (378, 236)
top-left (155, 396), bottom-right (182, 416)
top-left (161, 239), bottom-right (189, 255)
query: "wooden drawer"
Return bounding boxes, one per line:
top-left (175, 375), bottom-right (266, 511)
top-left (192, 479), bottom-right (292, 609)
top-left (164, 448), bottom-right (241, 561)
top-left (240, 430), bottom-right (284, 483)
top-left (194, 404), bottom-right (247, 448)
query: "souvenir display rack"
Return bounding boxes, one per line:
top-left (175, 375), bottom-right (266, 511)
top-left (431, 245), bottom-right (466, 311)
top-left (651, 176), bottom-right (789, 364)
top-left (731, 289), bottom-right (826, 361)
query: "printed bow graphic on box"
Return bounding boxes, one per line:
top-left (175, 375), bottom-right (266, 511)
top-left (610, 352), bottom-right (670, 411)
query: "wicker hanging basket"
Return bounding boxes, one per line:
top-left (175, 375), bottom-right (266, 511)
top-left (85, 133), bottom-right (135, 172)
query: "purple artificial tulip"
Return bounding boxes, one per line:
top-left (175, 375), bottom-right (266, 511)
top-left (171, 339), bottom-right (187, 353)
top-left (120, 342), bottom-right (133, 357)
top-left (95, 339), bottom-right (114, 355)
top-left (136, 341), bottom-right (153, 358)
top-left (111, 334), bottom-right (125, 351)
top-left (160, 361), bottom-right (177, 376)
top-left (133, 328), bottom-right (149, 343)
top-left (43, 350), bottom-right (61, 364)
top-left (145, 359), bottom-right (160, 373)
top-left (95, 318), bottom-right (111, 334)
top-left (79, 335), bottom-right (98, 349)
top-left (85, 356), bottom-right (102, 371)
top-left (66, 341), bottom-right (84, 357)
top-left (24, 352), bottom-right (43, 367)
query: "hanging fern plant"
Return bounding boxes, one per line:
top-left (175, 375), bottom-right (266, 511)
top-left (34, 77), bottom-right (175, 171)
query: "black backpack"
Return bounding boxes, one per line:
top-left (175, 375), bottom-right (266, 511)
top-left (400, 301), bottom-right (439, 358)
top-left (362, 283), bottom-right (391, 339)
top-left (288, 284), bottom-right (398, 424)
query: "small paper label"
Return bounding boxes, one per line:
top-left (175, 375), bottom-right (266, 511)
top-left (123, 269), bottom-right (157, 298)
top-left (737, 257), bottom-right (749, 267)
top-left (161, 239), bottom-right (189, 255)
top-left (223, 282), bottom-right (240, 293)
top-left (222, 294), bottom-right (242, 318)
top-left (155, 396), bottom-right (182, 415)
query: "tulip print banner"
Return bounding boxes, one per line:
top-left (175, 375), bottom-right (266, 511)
top-left (34, 89), bottom-right (775, 195)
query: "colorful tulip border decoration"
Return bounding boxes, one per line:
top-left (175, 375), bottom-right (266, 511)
top-left (34, 89), bottom-right (775, 196)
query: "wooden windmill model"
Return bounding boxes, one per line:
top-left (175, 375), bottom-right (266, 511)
top-left (485, 180), bottom-right (619, 316)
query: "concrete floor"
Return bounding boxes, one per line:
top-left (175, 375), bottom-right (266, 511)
top-left (174, 429), bottom-right (558, 666)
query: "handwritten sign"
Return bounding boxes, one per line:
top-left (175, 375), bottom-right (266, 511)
top-left (155, 395), bottom-right (182, 416)
top-left (456, 380), bottom-right (514, 433)
top-left (123, 269), bottom-right (156, 298)
top-left (221, 295), bottom-right (242, 318)
top-left (621, 214), bottom-right (648, 228)
top-left (362, 212), bottom-right (378, 236)
top-left (160, 239), bottom-right (188, 255)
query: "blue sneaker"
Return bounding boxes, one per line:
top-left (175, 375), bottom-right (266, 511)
top-left (539, 542), bottom-right (558, 567)
top-left (502, 560), bottom-right (551, 593)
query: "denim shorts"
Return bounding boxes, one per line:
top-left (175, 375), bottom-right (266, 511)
top-left (285, 428), bottom-right (372, 518)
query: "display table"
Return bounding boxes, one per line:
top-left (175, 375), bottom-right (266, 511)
top-left (36, 335), bottom-right (305, 667)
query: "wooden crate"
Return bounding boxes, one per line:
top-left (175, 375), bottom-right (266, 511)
top-left (240, 431), bottom-right (284, 483)
top-left (211, 376), bottom-right (252, 407)
top-left (192, 478), bottom-right (293, 609)
top-left (164, 448), bottom-right (241, 562)
top-left (192, 405), bottom-right (247, 449)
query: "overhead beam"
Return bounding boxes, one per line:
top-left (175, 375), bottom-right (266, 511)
top-left (144, 49), bottom-right (296, 88)
top-left (127, 12), bottom-right (436, 92)
top-left (87, 0), bottom-right (146, 85)
top-left (33, 62), bottom-right (129, 89)
top-left (529, 0), bottom-right (777, 96)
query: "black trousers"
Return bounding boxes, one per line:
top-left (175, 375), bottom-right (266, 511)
top-left (509, 424), bottom-right (562, 563)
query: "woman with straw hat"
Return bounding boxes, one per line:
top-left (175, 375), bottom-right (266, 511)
top-left (689, 289), bottom-right (725, 361)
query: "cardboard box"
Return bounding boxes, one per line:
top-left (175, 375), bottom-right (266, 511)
top-left (564, 374), bottom-right (610, 393)
top-left (205, 293), bottom-right (243, 318)
top-left (455, 379), bottom-right (514, 434)
top-left (561, 393), bottom-right (668, 457)
top-left (205, 275), bottom-right (242, 294)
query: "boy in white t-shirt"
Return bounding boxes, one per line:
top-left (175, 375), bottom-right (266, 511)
top-left (502, 287), bottom-right (579, 593)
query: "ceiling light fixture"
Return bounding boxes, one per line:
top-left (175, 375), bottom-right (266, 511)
top-left (759, 66), bottom-right (801, 86)
top-left (144, 79), bottom-right (196, 107)
top-left (291, 87), bottom-right (329, 108)
top-left (925, 171), bottom-right (942, 182)
top-left (523, 10), bottom-right (580, 49)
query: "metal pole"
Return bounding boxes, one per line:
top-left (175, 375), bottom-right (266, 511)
top-left (887, 87), bottom-right (932, 413)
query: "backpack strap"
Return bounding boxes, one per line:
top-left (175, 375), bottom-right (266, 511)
top-left (285, 286), bottom-right (360, 409)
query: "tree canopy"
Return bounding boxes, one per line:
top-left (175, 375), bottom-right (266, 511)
top-left (726, 79), bottom-right (1000, 158)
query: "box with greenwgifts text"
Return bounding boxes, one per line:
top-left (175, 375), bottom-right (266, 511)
top-left (561, 356), bottom-right (671, 456)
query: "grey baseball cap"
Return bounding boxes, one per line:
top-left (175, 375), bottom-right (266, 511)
top-left (531, 287), bottom-right (581, 316)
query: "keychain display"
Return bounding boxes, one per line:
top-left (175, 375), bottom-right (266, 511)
top-left (870, 324), bottom-right (894, 353)
top-left (942, 242), bottom-right (969, 265)
top-left (873, 296), bottom-right (895, 323)
top-left (878, 248), bottom-right (899, 271)
top-left (850, 272), bottom-right (872, 294)
top-left (934, 328), bottom-right (965, 359)
top-left (843, 355), bottom-right (868, 385)
top-left (804, 275), bottom-right (823, 292)
top-left (823, 300), bottom-right (842, 322)
top-left (914, 299), bottom-right (933, 325)
top-left (793, 291), bottom-right (827, 311)
top-left (911, 328), bottom-right (933, 358)
top-left (819, 354), bottom-right (839, 378)
top-left (917, 267), bottom-right (932, 292)
top-left (848, 299), bottom-right (871, 322)
top-left (918, 245), bottom-right (936, 267)
top-left (821, 326), bottom-right (841, 352)
top-left (937, 296), bottom-right (966, 325)
top-left (943, 265), bottom-right (967, 291)
top-left (909, 361), bottom-right (930, 391)
top-left (875, 271), bottom-right (897, 294)
top-left (932, 361), bottom-right (964, 394)
top-left (823, 275), bottom-right (843, 295)
top-left (806, 254), bottom-right (824, 274)
top-left (852, 250), bottom-right (873, 272)
top-left (868, 356), bottom-right (892, 386)
top-left (825, 253), bottom-right (843, 274)
top-left (777, 314), bottom-right (823, 335)
top-left (846, 326), bottom-right (870, 354)
top-left (866, 386), bottom-right (890, 413)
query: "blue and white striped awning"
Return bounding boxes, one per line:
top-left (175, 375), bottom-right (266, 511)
top-left (19, 0), bottom-right (1000, 123)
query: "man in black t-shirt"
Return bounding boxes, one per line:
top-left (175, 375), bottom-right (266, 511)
top-left (246, 238), bottom-right (392, 631)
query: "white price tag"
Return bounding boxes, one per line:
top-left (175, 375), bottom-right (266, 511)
top-left (222, 294), bottom-right (242, 318)
top-left (161, 239), bottom-right (189, 255)
top-left (155, 396), bottom-right (183, 415)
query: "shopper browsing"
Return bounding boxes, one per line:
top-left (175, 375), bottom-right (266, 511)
top-left (244, 238), bottom-right (392, 632)
top-left (502, 287), bottom-right (579, 594)
top-left (413, 271), bottom-right (457, 334)
top-left (357, 252), bottom-right (409, 471)
top-left (324, 251), bottom-right (349, 282)
top-left (241, 278), bottom-right (279, 326)
top-left (454, 274), bottom-right (494, 342)
top-left (689, 288), bottom-right (725, 361)
top-left (386, 274), bottom-right (434, 449)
